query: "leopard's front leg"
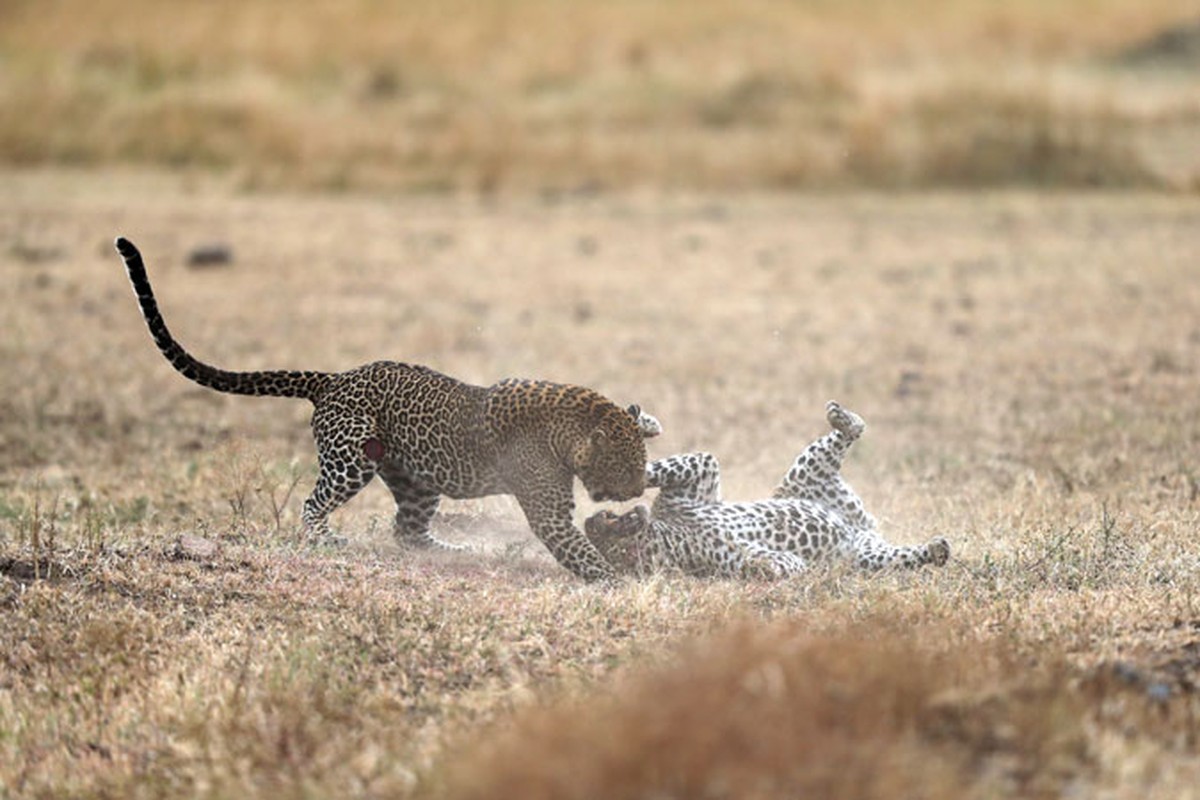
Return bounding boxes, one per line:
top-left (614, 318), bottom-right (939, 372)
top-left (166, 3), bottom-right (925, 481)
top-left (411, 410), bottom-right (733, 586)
top-left (773, 402), bottom-right (873, 531)
top-left (645, 453), bottom-right (722, 504)
top-left (514, 480), bottom-right (616, 581)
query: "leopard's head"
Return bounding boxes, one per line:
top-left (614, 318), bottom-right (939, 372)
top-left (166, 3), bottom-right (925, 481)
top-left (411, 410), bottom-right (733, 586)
top-left (573, 403), bottom-right (659, 503)
top-left (584, 505), bottom-right (651, 575)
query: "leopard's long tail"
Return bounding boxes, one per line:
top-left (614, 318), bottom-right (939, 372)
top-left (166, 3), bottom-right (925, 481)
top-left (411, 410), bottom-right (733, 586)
top-left (115, 237), bottom-right (332, 401)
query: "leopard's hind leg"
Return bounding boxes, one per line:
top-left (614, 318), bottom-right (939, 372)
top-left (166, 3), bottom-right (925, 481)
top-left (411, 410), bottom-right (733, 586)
top-left (739, 539), bottom-right (807, 579)
top-left (378, 467), bottom-right (466, 551)
top-left (301, 440), bottom-right (377, 545)
top-left (853, 533), bottom-right (951, 570)
top-left (773, 401), bottom-right (872, 531)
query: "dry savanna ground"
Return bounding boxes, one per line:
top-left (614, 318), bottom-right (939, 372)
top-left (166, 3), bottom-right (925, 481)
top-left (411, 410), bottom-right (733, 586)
top-left (1, 171), bottom-right (1199, 798)
top-left (2, 1), bottom-right (1200, 797)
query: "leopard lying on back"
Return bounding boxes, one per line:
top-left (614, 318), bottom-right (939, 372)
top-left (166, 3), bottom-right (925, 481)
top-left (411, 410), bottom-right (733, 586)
top-left (585, 401), bottom-right (950, 579)
top-left (114, 237), bottom-right (656, 581)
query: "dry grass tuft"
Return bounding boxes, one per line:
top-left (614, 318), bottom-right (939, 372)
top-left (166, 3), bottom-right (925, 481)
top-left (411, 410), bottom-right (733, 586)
top-left (437, 621), bottom-right (1092, 800)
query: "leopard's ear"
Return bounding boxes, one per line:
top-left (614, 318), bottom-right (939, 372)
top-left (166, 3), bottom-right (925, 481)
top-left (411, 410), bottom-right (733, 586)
top-left (629, 405), bottom-right (663, 439)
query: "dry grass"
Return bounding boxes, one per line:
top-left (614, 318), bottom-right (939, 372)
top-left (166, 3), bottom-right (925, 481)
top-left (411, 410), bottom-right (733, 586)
top-left (1, 0), bottom-right (1198, 190)
top-left (437, 621), bottom-right (1094, 800)
top-left (3, 171), bottom-right (1200, 797)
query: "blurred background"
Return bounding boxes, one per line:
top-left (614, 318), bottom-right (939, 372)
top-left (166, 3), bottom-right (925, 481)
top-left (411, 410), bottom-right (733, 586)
top-left (3, 8), bottom-right (1200, 795)
top-left (2, 0), bottom-right (1198, 194)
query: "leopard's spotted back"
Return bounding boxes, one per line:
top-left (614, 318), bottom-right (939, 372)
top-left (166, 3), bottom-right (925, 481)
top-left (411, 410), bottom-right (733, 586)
top-left (115, 237), bottom-right (652, 580)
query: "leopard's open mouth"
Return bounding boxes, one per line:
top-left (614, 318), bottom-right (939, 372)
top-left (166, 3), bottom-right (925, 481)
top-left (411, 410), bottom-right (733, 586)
top-left (584, 509), bottom-right (618, 535)
top-left (585, 507), bottom-right (648, 538)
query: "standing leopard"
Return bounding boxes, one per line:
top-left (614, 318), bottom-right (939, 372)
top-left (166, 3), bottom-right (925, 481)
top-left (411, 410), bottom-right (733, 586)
top-left (584, 401), bottom-right (950, 579)
top-left (114, 237), bottom-right (655, 581)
